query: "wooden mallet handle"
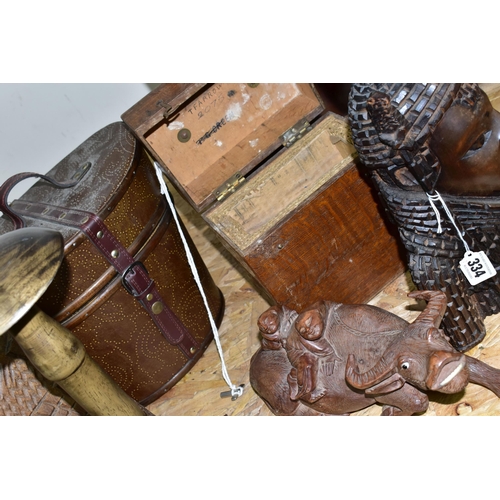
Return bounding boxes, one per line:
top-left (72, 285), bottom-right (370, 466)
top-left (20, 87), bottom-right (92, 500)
top-left (11, 306), bottom-right (147, 416)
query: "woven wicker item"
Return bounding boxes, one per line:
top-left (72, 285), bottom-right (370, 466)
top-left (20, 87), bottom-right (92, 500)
top-left (0, 336), bottom-right (82, 416)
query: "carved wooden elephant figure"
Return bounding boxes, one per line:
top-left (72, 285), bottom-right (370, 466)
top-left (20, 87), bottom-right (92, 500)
top-left (249, 290), bottom-right (500, 416)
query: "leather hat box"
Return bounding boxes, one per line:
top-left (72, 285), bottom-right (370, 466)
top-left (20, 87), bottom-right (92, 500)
top-left (0, 122), bottom-right (224, 406)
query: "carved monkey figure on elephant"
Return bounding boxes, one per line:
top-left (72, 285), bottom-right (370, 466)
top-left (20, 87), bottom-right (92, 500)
top-left (250, 290), bottom-right (500, 416)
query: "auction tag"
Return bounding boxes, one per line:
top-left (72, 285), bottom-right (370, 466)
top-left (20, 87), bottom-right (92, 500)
top-left (459, 251), bottom-right (497, 286)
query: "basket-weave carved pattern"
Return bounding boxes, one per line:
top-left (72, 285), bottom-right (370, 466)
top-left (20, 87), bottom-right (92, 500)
top-left (349, 84), bottom-right (500, 352)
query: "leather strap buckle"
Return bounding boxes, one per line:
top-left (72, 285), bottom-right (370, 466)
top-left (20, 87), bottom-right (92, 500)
top-left (121, 261), bottom-right (149, 297)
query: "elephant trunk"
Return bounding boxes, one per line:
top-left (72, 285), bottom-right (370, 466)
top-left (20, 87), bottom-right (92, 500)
top-left (466, 355), bottom-right (500, 398)
top-left (426, 351), bottom-right (468, 393)
top-left (408, 290), bottom-right (448, 328)
top-left (345, 353), bottom-right (396, 390)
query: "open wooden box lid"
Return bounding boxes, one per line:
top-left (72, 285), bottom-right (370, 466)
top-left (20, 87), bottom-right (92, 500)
top-left (122, 83), bottom-right (324, 212)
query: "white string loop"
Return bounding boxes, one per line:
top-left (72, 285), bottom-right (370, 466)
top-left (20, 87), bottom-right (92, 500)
top-left (153, 161), bottom-right (243, 400)
top-left (426, 192), bottom-right (443, 233)
top-left (426, 190), bottom-right (471, 253)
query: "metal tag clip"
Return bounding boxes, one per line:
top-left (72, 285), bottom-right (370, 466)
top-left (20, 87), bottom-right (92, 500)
top-left (220, 384), bottom-right (245, 400)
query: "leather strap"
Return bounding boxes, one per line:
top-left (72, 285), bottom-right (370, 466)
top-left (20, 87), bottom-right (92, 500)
top-left (0, 172), bottom-right (79, 230)
top-left (1, 173), bottom-right (199, 359)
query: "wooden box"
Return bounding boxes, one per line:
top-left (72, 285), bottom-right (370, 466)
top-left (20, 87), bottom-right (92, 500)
top-left (122, 83), bottom-right (405, 310)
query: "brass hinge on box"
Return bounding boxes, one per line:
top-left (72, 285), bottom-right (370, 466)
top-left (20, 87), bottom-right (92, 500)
top-left (214, 173), bottom-right (246, 202)
top-left (280, 118), bottom-right (312, 147)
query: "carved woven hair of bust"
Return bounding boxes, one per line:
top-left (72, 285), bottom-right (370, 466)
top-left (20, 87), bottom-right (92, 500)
top-left (348, 83), bottom-right (482, 192)
top-left (348, 83), bottom-right (498, 352)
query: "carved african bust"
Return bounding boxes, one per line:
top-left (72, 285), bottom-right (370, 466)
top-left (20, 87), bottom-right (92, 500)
top-left (348, 84), bottom-right (500, 351)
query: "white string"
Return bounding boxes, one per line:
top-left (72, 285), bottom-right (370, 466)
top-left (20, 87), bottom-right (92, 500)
top-left (153, 162), bottom-right (243, 400)
top-left (426, 190), bottom-right (471, 254)
top-left (426, 193), bottom-right (443, 233)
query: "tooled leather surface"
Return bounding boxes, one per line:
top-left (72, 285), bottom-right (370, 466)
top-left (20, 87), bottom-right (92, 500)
top-left (14, 197), bottom-right (201, 358)
top-left (0, 122), bottom-right (137, 243)
top-left (63, 209), bottom-right (224, 404)
top-left (34, 161), bottom-right (164, 317)
top-left (0, 123), bottom-right (224, 405)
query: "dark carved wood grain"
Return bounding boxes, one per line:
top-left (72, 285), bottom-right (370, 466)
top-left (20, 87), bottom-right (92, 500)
top-left (245, 162), bottom-right (406, 310)
top-left (250, 290), bottom-right (500, 416)
top-left (348, 83), bottom-right (500, 352)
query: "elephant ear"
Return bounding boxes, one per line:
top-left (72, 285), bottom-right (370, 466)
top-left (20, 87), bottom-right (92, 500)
top-left (365, 372), bottom-right (406, 396)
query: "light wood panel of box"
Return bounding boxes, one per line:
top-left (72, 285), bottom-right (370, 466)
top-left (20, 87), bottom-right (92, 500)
top-left (145, 83), bottom-right (320, 211)
top-left (206, 114), bottom-right (355, 253)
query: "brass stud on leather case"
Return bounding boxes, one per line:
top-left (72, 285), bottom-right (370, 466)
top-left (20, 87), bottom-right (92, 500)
top-left (152, 302), bottom-right (163, 314)
top-left (111, 250), bottom-right (119, 258)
